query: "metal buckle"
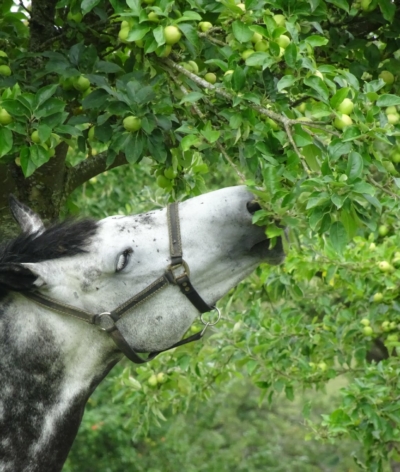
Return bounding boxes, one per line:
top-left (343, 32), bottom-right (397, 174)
top-left (96, 312), bottom-right (115, 332)
top-left (169, 260), bottom-right (190, 282)
top-left (200, 306), bottom-right (221, 335)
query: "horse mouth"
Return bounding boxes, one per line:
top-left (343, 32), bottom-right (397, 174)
top-left (250, 237), bottom-right (285, 265)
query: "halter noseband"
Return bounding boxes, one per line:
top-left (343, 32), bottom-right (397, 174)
top-left (21, 202), bottom-right (221, 364)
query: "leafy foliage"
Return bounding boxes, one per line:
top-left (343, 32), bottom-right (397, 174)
top-left (2, 0), bottom-right (400, 469)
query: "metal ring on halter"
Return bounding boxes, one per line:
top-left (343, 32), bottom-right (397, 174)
top-left (200, 306), bottom-right (221, 335)
top-left (96, 312), bottom-right (113, 331)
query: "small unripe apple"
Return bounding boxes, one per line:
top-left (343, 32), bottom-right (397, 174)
top-left (277, 35), bottom-right (291, 49)
top-left (204, 72), bottom-right (216, 84)
top-left (157, 175), bottom-right (170, 188)
top-left (378, 261), bottom-right (394, 272)
top-left (147, 374), bottom-right (158, 387)
top-left (123, 115), bottom-right (142, 132)
top-left (318, 361), bottom-right (327, 371)
top-left (369, 242), bottom-right (376, 250)
top-left (387, 113), bottom-right (400, 124)
top-left (199, 21), bottom-right (212, 32)
top-left (0, 65), bottom-right (11, 76)
top-left (88, 126), bottom-right (96, 141)
top-left (164, 167), bottom-right (176, 179)
top-left (373, 292), bottom-right (383, 303)
top-left (67, 11), bottom-right (83, 22)
top-left (73, 75), bottom-right (90, 92)
top-left (334, 114), bottom-right (353, 130)
top-left (255, 40), bottom-right (268, 52)
top-left (0, 108), bottom-right (12, 125)
top-left (241, 49), bottom-right (255, 60)
top-left (378, 225), bottom-right (389, 237)
top-left (382, 321), bottom-right (390, 331)
top-left (164, 25), bottom-right (182, 45)
top-left (361, 318), bottom-right (370, 326)
top-left (147, 12), bottom-right (159, 22)
top-left (121, 20), bottom-right (129, 29)
top-left (188, 61), bottom-right (199, 73)
top-left (379, 70), bottom-right (394, 85)
top-left (392, 152), bottom-right (400, 163)
top-left (156, 372), bottom-right (167, 384)
top-left (251, 32), bottom-right (262, 43)
top-left (362, 326), bottom-right (373, 336)
top-left (386, 106), bottom-right (397, 115)
top-left (119, 27), bottom-right (129, 41)
top-left (273, 14), bottom-right (285, 26)
top-left (31, 130), bottom-right (41, 143)
top-left (387, 334), bottom-right (399, 342)
top-left (337, 98), bottom-right (354, 115)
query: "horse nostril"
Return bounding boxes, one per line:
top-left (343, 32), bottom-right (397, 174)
top-left (247, 201), bottom-right (261, 214)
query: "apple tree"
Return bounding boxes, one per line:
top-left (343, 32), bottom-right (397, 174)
top-left (2, 0), bottom-right (400, 469)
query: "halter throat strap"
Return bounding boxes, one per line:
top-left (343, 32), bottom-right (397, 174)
top-left (21, 202), bottom-right (216, 364)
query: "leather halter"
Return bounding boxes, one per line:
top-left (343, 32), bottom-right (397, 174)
top-left (21, 202), bottom-right (220, 364)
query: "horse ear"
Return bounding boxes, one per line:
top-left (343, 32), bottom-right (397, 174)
top-left (0, 263), bottom-right (41, 291)
top-left (9, 194), bottom-right (45, 235)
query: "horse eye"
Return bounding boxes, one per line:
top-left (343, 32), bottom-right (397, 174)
top-left (116, 249), bottom-right (133, 272)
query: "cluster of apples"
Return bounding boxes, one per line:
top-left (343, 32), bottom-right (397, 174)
top-left (0, 50), bottom-right (11, 78)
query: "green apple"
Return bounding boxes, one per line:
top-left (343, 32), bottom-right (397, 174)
top-left (267, 118), bottom-right (280, 130)
top-left (0, 65), bottom-right (11, 76)
top-left (161, 45), bottom-right (172, 57)
top-left (334, 114), bottom-right (353, 129)
top-left (379, 70), bottom-right (394, 85)
top-left (164, 167), bottom-right (176, 179)
top-left (337, 98), bottom-right (354, 114)
top-left (121, 20), bottom-right (130, 29)
top-left (361, 318), bottom-right (370, 326)
top-left (251, 32), bottom-right (262, 43)
top-left (378, 225), bottom-right (389, 237)
top-left (318, 361), bottom-right (327, 371)
top-left (164, 25), bottom-right (182, 45)
top-left (373, 292), bottom-right (383, 302)
top-left (119, 27), bottom-right (129, 41)
top-left (147, 12), bottom-right (159, 22)
top-left (273, 14), bottom-right (285, 26)
top-left (378, 261), bottom-right (394, 272)
top-left (204, 72), bottom-right (217, 84)
top-left (277, 35), bottom-right (291, 49)
top-left (123, 115), bottom-right (142, 132)
top-left (156, 372), bottom-right (167, 384)
top-left (88, 126), bottom-right (96, 141)
top-left (391, 152), bottom-right (400, 163)
top-left (255, 40), bottom-right (269, 52)
top-left (147, 374), bottom-right (158, 387)
top-left (362, 326), bottom-right (373, 336)
top-left (31, 130), bottom-right (41, 143)
top-left (381, 321), bottom-right (390, 331)
top-left (387, 113), bottom-right (399, 124)
top-left (241, 49), bottom-right (255, 60)
top-left (0, 108), bottom-right (12, 125)
top-left (188, 61), bottom-right (199, 74)
top-left (386, 106), bottom-right (397, 115)
top-left (199, 21), bottom-right (213, 32)
top-left (157, 175), bottom-right (170, 188)
top-left (297, 102), bottom-right (306, 113)
top-left (73, 75), bottom-right (90, 92)
top-left (387, 334), bottom-right (399, 342)
top-left (67, 11), bottom-right (83, 23)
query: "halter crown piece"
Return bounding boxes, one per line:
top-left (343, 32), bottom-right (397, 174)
top-left (21, 202), bottom-right (221, 364)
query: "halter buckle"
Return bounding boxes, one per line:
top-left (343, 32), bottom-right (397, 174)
top-left (168, 260), bottom-right (190, 283)
top-left (95, 312), bottom-right (116, 332)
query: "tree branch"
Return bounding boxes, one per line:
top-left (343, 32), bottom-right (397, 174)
top-left (65, 151), bottom-right (130, 195)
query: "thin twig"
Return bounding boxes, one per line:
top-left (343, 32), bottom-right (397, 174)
top-left (301, 125), bottom-right (328, 147)
top-left (368, 176), bottom-right (400, 200)
top-left (284, 122), bottom-right (309, 173)
top-left (198, 31), bottom-right (227, 47)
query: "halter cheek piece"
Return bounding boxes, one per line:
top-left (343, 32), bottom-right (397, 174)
top-left (21, 202), bottom-right (221, 364)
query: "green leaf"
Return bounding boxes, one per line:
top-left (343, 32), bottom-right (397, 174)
top-left (305, 35), bottom-right (329, 47)
top-left (82, 89), bottom-right (108, 109)
top-left (352, 181), bottom-right (375, 195)
top-left (263, 166), bottom-right (281, 195)
top-left (37, 124), bottom-right (52, 143)
top-left (330, 221), bottom-right (348, 254)
top-left (232, 67), bottom-right (245, 92)
top-left (178, 23), bottom-right (199, 48)
top-left (152, 25), bottom-right (165, 46)
top-left (376, 94), bottom-right (400, 107)
top-left (126, 0), bottom-right (141, 15)
top-left (0, 128), bottom-right (13, 158)
top-left (340, 204), bottom-right (358, 238)
top-left (124, 132), bottom-right (144, 163)
top-left (302, 144), bottom-right (321, 172)
top-left (330, 87), bottom-right (350, 109)
top-left (326, 0), bottom-right (349, 12)
top-left (284, 43), bottom-right (298, 68)
top-left (200, 121), bottom-right (220, 143)
top-left (180, 134), bottom-right (200, 152)
top-left (127, 25), bottom-right (150, 42)
top-left (304, 76), bottom-right (330, 103)
top-left (293, 125), bottom-right (313, 147)
top-left (245, 52), bottom-right (272, 68)
top-left (379, 0), bottom-right (396, 22)
top-left (346, 151), bottom-right (363, 181)
top-left (306, 192), bottom-right (330, 209)
top-left (1, 99), bottom-right (30, 117)
top-left (20, 147), bottom-right (36, 177)
top-left (179, 92), bottom-right (204, 104)
top-left (34, 84), bottom-right (58, 109)
top-left (147, 130), bottom-right (166, 162)
top-left (81, 0), bottom-right (101, 14)
top-left (232, 20), bottom-right (253, 42)
top-left (328, 139), bottom-right (352, 160)
top-left (204, 59), bottom-right (228, 72)
top-left (277, 75), bottom-right (296, 92)
top-left (342, 126), bottom-right (362, 142)
top-left (34, 98), bottom-right (65, 118)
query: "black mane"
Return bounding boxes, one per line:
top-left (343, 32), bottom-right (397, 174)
top-left (0, 219), bottom-right (98, 265)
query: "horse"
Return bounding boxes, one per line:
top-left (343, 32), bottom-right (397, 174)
top-left (0, 185), bottom-right (284, 472)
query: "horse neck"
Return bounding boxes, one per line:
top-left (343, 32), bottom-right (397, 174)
top-left (0, 293), bottom-right (120, 472)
